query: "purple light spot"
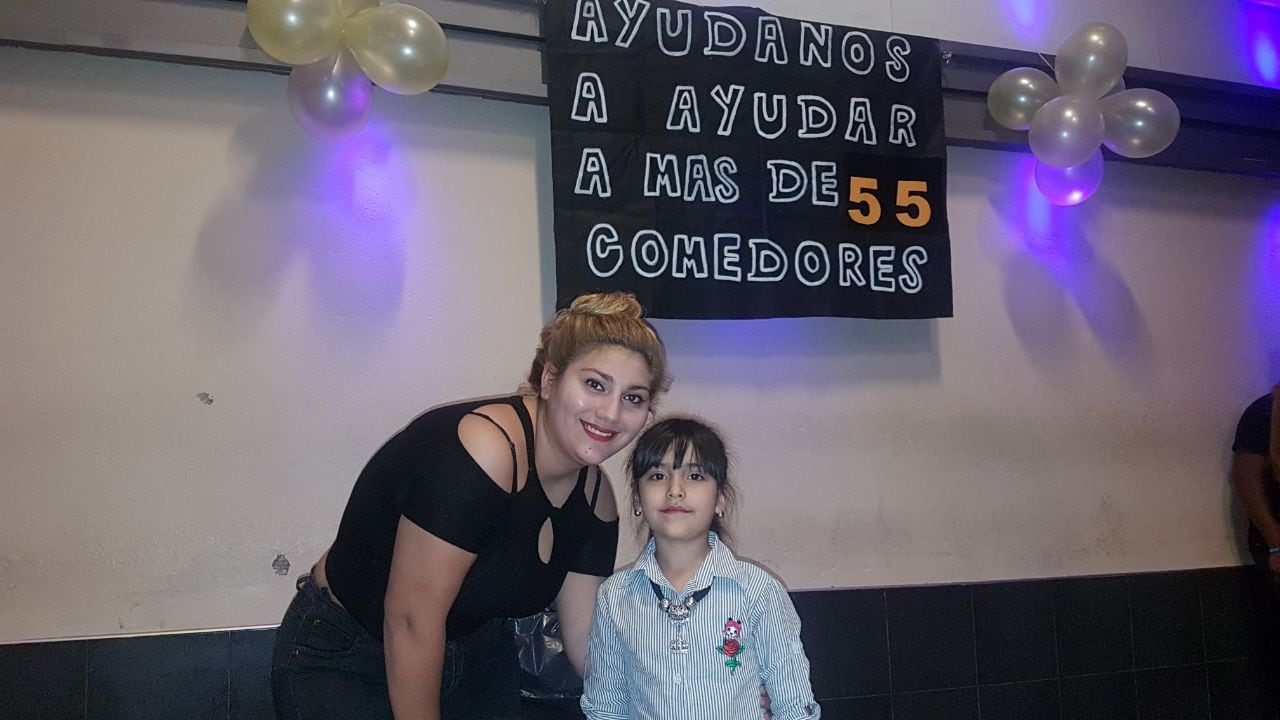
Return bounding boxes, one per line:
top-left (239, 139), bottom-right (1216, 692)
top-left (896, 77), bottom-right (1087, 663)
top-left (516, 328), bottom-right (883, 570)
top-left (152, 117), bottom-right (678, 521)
top-left (1246, 4), bottom-right (1280, 85)
top-left (1002, 0), bottom-right (1041, 36)
top-left (1249, 203), bottom-right (1280, 365)
top-left (1259, 203), bottom-right (1280, 276)
top-left (302, 120), bottom-right (414, 327)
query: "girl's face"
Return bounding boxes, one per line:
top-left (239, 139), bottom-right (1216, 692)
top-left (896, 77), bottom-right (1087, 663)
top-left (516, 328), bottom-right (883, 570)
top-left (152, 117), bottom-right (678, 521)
top-left (638, 443), bottom-right (724, 544)
top-left (540, 344), bottom-right (654, 470)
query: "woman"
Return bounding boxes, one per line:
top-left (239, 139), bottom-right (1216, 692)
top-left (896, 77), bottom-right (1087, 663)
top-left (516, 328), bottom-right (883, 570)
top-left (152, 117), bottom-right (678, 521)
top-left (272, 292), bottom-right (670, 720)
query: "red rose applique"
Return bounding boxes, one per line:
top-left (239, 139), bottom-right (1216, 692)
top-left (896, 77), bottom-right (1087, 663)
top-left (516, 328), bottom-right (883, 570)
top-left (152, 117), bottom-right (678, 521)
top-left (716, 618), bottom-right (744, 673)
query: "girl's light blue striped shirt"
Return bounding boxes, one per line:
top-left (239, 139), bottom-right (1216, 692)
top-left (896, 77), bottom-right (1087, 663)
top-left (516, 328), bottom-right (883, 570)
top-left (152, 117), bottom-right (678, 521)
top-left (581, 533), bottom-right (821, 720)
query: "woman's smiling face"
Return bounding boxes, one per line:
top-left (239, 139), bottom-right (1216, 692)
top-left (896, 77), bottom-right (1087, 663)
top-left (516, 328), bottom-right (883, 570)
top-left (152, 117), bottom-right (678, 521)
top-left (540, 344), bottom-right (654, 470)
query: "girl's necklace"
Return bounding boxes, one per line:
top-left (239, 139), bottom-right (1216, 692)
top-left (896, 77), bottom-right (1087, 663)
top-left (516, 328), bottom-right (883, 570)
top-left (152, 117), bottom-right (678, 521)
top-left (650, 580), bottom-right (711, 654)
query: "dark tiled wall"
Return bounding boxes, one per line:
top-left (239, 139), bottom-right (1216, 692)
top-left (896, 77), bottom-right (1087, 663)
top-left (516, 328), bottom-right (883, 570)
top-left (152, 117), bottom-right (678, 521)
top-left (1, 566), bottom-right (1276, 720)
top-left (793, 566), bottom-right (1279, 720)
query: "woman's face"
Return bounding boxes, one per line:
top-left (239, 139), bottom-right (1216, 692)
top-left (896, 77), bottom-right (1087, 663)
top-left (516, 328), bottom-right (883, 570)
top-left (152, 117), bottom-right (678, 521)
top-left (540, 344), bottom-right (654, 469)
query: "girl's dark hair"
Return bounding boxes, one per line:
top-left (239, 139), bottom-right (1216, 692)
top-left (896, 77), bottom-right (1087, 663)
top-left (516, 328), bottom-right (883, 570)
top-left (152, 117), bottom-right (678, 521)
top-left (626, 416), bottom-right (736, 543)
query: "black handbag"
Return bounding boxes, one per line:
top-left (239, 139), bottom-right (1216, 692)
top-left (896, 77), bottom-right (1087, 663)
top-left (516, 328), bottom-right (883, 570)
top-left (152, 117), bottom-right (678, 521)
top-left (513, 609), bottom-right (583, 700)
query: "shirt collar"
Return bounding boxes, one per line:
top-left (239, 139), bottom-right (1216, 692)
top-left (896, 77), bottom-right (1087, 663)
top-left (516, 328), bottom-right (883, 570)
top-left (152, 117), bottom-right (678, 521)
top-left (627, 531), bottom-right (747, 594)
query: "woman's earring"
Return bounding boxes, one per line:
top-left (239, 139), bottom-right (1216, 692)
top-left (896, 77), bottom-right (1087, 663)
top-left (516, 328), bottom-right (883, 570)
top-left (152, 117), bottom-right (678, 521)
top-left (633, 508), bottom-right (642, 517)
top-left (715, 510), bottom-right (725, 519)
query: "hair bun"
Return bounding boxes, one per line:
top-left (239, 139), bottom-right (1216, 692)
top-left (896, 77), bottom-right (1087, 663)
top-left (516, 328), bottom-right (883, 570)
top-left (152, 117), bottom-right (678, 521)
top-left (568, 291), bottom-right (645, 320)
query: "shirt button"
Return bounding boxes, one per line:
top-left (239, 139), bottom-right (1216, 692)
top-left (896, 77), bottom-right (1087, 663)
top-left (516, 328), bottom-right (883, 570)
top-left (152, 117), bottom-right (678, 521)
top-left (672, 674), bottom-right (682, 685)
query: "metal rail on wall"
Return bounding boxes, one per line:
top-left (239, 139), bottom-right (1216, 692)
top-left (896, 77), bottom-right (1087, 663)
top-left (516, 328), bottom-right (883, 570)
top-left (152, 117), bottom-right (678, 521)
top-left (2, 0), bottom-right (1279, 177)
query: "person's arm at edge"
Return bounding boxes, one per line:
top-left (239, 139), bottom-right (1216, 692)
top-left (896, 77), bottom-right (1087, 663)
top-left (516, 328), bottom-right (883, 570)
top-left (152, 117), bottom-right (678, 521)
top-left (1231, 452), bottom-right (1280, 551)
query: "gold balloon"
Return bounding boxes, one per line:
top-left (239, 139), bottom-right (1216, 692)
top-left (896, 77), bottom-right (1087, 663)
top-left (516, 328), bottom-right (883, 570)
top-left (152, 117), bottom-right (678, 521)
top-left (343, 3), bottom-right (449, 96)
top-left (247, 0), bottom-right (344, 66)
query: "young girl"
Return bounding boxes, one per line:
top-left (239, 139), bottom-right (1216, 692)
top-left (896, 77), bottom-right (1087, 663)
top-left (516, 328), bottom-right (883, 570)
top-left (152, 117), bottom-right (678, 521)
top-left (581, 418), bottom-right (820, 720)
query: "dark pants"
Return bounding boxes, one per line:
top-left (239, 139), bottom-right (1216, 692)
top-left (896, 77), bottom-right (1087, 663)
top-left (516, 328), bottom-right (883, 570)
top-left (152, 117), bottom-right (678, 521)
top-left (1249, 546), bottom-right (1280, 688)
top-left (271, 575), bottom-right (520, 720)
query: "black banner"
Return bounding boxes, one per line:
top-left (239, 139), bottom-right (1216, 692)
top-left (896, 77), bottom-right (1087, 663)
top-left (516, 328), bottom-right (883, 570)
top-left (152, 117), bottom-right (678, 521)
top-left (546, 0), bottom-right (953, 319)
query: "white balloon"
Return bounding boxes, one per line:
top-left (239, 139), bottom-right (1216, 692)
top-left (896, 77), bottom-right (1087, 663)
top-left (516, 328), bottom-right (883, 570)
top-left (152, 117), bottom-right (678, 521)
top-left (1099, 88), bottom-right (1181, 158)
top-left (1028, 95), bottom-right (1105, 168)
top-left (1055, 23), bottom-right (1129, 100)
top-left (987, 67), bottom-right (1061, 131)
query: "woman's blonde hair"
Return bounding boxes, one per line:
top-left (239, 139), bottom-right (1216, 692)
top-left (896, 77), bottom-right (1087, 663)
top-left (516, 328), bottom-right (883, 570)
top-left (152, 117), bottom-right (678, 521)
top-left (524, 292), bottom-right (670, 398)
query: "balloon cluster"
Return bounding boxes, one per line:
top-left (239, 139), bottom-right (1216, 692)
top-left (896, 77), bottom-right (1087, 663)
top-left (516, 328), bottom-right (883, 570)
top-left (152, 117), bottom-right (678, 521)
top-left (987, 23), bottom-right (1181, 205)
top-left (247, 0), bottom-right (449, 138)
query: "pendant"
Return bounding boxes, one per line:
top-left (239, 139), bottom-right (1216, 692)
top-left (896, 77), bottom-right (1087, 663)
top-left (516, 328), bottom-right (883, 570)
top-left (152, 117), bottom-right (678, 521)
top-left (666, 602), bottom-right (691, 624)
top-left (652, 581), bottom-right (711, 655)
top-left (670, 623), bottom-right (690, 654)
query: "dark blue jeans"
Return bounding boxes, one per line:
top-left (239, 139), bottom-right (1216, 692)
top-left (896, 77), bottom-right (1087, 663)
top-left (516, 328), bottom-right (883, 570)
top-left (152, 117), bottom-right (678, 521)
top-left (272, 575), bottom-right (520, 720)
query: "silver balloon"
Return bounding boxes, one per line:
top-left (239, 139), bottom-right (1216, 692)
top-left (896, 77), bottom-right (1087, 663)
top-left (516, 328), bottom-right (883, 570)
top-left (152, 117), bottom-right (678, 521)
top-left (1035, 150), bottom-right (1104, 206)
top-left (287, 49), bottom-right (374, 138)
top-left (1055, 22), bottom-right (1129, 100)
top-left (1099, 88), bottom-right (1180, 158)
top-left (247, 0), bottom-right (343, 66)
top-left (987, 67), bottom-right (1061, 131)
top-left (343, 3), bottom-right (449, 96)
top-left (1028, 94), bottom-right (1105, 168)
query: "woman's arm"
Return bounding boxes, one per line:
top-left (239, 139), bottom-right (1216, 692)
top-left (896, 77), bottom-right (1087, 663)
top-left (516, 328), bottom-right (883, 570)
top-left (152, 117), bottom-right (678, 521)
top-left (559, 466), bottom-right (619, 676)
top-left (383, 517), bottom-right (476, 720)
top-left (383, 411), bottom-right (519, 720)
top-left (555, 571), bottom-right (605, 677)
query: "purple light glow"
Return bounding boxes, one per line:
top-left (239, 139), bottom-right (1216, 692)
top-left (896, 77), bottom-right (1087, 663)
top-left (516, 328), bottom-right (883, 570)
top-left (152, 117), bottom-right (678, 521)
top-left (1248, 203), bottom-right (1280, 374)
top-left (1012, 155), bottom-right (1054, 244)
top-left (1003, 0), bottom-right (1041, 33)
top-left (991, 153), bottom-right (1150, 373)
top-left (1246, 4), bottom-right (1280, 85)
top-left (1257, 202), bottom-right (1280, 276)
top-left (303, 120), bottom-right (414, 327)
top-left (1004, 154), bottom-right (1091, 283)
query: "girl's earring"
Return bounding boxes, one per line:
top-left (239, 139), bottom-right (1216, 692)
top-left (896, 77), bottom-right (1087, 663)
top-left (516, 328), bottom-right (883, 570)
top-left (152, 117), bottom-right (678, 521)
top-left (715, 510), bottom-right (725, 519)
top-left (633, 508), bottom-right (642, 517)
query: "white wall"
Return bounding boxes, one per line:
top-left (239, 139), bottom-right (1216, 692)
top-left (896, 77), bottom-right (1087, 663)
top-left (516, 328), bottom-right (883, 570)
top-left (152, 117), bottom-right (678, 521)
top-left (2, 28), bottom-right (1279, 641)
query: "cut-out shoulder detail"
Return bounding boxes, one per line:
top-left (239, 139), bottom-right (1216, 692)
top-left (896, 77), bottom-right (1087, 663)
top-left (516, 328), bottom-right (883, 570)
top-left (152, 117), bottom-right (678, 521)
top-left (588, 466), bottom-right (619, 522)
top-left (457, 405), bottom-right (527, 493)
